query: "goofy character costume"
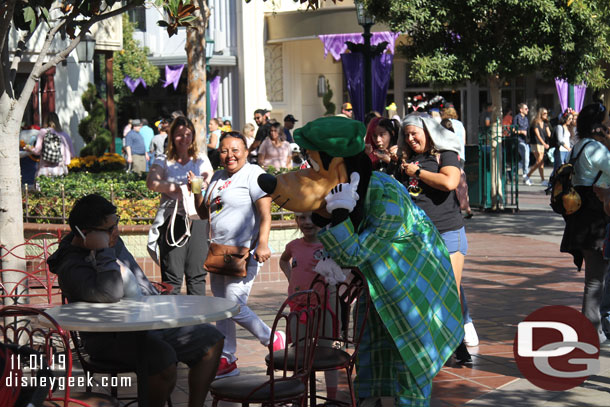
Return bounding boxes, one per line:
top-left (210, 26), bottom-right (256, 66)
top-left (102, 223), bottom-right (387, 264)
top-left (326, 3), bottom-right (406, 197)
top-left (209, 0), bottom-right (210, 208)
top-left (258, 116), bottom-right (463, 406)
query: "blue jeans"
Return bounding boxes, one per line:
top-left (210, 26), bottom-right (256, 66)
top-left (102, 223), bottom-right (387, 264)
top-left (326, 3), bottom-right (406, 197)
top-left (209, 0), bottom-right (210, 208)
top-left (210, 256), bottom-right (272, 362)
top-left (552, 148), bottom-right (569, 173)
top-left (518, 139), bottom-right (530, 175)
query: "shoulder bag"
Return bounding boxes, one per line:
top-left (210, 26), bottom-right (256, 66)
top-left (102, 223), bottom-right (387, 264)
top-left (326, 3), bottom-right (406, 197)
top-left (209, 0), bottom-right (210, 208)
top-left (165, 185), bottom-right (200, 247)
top-left (203, 179), bottom-right (250, 277)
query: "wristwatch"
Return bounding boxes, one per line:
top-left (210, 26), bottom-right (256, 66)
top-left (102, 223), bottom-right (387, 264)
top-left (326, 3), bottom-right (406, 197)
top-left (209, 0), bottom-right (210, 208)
top-left (414, 166), bottom-right (421, 178)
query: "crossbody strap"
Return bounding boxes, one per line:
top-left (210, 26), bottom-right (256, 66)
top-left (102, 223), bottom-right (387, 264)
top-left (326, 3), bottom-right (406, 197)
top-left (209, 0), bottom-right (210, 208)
top-left (569, 140), bottom-right (592, 165)
top-left (205, 179), bottom-right (221, 242)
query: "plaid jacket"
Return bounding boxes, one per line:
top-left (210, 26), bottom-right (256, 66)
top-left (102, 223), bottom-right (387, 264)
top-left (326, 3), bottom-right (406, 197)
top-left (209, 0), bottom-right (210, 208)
top-left (319, 171), bottom-right (463, 389)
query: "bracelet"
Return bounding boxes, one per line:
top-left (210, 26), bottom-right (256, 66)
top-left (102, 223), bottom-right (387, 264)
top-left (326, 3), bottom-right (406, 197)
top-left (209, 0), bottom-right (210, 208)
top-left (414, 167), bottom-right (421, 178)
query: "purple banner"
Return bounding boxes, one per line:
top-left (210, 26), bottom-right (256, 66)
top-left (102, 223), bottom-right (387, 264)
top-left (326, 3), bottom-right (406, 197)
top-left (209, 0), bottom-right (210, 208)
top-left (372, 53), bottom-right (394, 115)
top-left (209, 76), bottom-right (221, 119)
top-left (341, 53), bottom-right (365, 122)
top-left (555, 78), bottom-right (587, 113)
top-left (319, 32), bottom-right (400, 61)
top-left (163, 64), bottom-right (185, 90)
top-left (123, 76), bottom-right (147, 93)
top-left (341, 52), bottom-right (393, 122)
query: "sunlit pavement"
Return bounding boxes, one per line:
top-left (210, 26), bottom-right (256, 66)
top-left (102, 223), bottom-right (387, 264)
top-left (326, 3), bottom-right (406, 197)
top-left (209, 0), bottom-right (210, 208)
top-left (74, 169), bottom-right (610, 406)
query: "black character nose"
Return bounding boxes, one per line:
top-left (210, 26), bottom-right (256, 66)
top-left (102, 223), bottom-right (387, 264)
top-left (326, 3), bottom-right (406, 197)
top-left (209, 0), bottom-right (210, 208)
top-left (258, 173), bottom-right (277, 194)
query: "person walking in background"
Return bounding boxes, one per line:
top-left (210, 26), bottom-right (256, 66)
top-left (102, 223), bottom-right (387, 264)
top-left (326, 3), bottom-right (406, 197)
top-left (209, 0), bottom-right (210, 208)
top-left (479, 103), bottom-right (493, 135)
top-left (242, 123), bottom-right (256, 150)
top-left (283, 114), bottom-right (298, 142)
top-left (257, 122), bottom-right (292, 169)
top-left (526, 107), bottom-right (551, 186)
top-left (140, 118), bottom-right (155, 171)
top-left (221, 117), bottom-right (232, 132)
top-left (122, 119), bottom-right (132, 137)
top-left (339, 102), bottom-right (353, 119)
top-left (442, 106), bottom-right (474, 219)
top-left (207, 118), bottom-right (222, 169)
top-left (553, 109), bottom-right (574, 172)
top-left (279, 211), bottom-right (339, 401)
top-left (124, 119), bottom-right (148, 174)
top-left (248, 109), bottom-right (272, 155)
top-left (147, 116), bottom-right (213, 296)
top-left (26, 112), bottom-right (74, 178)
top-left (502, 108), bottom-right (513, 138)
top-left (560, 102), bottom-right (610, 344)
top-left (193, 132), bottom-right (285, 379)
top-left (396, 113), bottom-right (477, 364)
top-left (150, 119), bottom-right (169, 159)
top-left (513, 103), bottom-right (531, 185)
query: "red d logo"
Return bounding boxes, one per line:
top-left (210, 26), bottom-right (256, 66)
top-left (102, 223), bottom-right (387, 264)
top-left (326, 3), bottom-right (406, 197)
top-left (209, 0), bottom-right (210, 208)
top-left (513, 305), bottom-right (600, 391)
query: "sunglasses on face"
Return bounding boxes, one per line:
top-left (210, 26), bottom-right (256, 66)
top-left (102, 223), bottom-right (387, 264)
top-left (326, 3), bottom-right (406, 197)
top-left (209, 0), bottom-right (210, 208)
top-left (89, 217), bottom-right (120, 234)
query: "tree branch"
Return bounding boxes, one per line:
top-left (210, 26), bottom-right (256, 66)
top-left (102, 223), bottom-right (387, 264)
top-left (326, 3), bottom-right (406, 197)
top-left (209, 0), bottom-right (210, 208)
top-left (9, 30), bottom-right (35, 85)
top-left (15, 2), bottom-right (138, 112)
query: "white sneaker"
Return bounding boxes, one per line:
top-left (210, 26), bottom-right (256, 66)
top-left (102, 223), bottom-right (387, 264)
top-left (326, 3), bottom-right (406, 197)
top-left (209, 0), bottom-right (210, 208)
top-left (463, 322), bottom-right (479, 347)
top-left (523, 175), bottom-right (532, 186)
top-left (541, 180), bottom-right (549, 187)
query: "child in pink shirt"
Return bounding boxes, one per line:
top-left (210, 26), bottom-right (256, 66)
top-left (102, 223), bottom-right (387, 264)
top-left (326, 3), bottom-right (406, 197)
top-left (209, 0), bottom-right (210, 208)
top-left (280, 212), bottom-right (339, 400)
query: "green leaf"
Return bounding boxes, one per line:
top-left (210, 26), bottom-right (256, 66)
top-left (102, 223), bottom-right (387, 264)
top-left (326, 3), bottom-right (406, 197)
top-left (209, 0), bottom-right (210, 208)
top-left (179, 15), bottom-right (198, 23)
top-left (40, 7), bottom-right (50, 25)
top-left (23, 6), bottom-right (36, 32)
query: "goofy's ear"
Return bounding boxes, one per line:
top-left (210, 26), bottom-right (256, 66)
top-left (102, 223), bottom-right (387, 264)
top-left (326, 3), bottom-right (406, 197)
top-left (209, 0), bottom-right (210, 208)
top-left (318, 150), bottom-right (334, 171)
top-left (344, 151), bottom-right (372, 176)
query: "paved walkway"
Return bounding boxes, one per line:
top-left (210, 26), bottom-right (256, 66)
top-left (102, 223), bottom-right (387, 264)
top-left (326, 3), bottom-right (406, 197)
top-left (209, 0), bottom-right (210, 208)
top-left (93, 177), bottom-right (610, 406)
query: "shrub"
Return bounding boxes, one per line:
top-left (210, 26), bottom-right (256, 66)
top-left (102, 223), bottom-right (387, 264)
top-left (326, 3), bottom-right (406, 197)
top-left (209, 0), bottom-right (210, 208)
top-left (68, 153), bottom-right (127, 173)
top-left (24, 165), bottom-right (298, 224)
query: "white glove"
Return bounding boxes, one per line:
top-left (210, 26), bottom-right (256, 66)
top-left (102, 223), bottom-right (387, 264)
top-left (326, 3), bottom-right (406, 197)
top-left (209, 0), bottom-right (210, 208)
top-left (314, 256), bottom-right (350, 286)
top-left (325, 172), bottom-right (360, 213)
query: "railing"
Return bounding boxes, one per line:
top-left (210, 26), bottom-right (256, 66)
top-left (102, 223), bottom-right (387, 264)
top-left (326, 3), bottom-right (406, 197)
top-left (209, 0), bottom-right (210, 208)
top-left (0, 231), bottom-right (64, 308)
top-left (475, 120), bottom-right (520, 211)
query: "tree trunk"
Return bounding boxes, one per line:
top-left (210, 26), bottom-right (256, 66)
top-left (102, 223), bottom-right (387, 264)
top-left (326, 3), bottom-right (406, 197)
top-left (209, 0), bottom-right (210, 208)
top-left (186, 4), bottom-right (210, 150)
top-left (489, 75), bottom-right (504, 210)
top-left (0, 107), bottom-right (28, 304)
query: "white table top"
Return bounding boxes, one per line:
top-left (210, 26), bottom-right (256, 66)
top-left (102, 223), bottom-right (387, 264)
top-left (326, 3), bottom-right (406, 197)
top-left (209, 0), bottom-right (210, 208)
top-left (43, 295), bottom-right (239, 332)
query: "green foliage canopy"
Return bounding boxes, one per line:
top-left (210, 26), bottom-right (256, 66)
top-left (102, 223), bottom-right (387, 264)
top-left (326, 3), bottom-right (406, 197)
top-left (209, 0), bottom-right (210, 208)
top-left (113, 14), bottom-right (160, 94)
top-left (365, 0), bottom-right (610, 89)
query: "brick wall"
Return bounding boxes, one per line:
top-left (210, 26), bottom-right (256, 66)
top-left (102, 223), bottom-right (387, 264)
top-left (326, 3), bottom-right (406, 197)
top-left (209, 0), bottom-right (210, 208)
top-left (25, 220), bottom-right (297, 292)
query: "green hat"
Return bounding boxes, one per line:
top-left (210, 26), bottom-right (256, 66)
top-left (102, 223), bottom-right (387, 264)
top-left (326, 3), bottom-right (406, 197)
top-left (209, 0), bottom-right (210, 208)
top-left (293, 116), bottom-right (365, 157)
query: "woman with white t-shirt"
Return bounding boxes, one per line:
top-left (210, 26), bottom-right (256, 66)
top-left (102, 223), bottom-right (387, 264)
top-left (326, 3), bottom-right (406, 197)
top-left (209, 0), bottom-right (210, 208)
top-left (561, 103), bottom-right (610, 343)
top-left (553, 110), bottom-right (574, 172)
top-left (193, 132), bottom-right (284, 379)
top-left (146, 116), bottom-right (213, 296)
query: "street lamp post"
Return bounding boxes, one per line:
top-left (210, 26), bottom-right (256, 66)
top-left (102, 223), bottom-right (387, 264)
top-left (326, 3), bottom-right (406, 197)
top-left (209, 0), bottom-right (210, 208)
top-left (354, 0), bottom-right (375, 116)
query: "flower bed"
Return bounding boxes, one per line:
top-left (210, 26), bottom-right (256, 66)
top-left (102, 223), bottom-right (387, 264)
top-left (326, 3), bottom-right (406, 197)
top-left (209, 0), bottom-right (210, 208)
top-left (68, 153), bottom-right (127, 173)
top-left (24, 168), bottom-right (294, 224)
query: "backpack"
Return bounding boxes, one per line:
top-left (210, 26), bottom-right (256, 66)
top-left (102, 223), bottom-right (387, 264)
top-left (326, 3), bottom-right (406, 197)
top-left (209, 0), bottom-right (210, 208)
top-left (549, 141), bottom-right (600, 215)
top-left (41, 129), bottom-right (63, 164)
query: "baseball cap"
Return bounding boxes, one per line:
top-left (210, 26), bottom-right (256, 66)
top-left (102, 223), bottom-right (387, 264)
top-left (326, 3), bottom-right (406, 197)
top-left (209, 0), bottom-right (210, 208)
top-left (132, 119), bottom-right (142, 126)
top-left (284, 114), bottom-right (298, 123)
top-left (343, 102), bottom-right (353, 111)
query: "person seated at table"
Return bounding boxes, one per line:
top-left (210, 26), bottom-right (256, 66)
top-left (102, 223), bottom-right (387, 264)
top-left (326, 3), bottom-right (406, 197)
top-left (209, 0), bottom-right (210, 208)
top-left (47, 194), bottom-right (224, 407)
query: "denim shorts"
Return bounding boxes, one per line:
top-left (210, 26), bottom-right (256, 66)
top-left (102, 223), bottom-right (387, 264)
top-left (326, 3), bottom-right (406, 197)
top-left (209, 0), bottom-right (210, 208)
top-left (440, 226), bottom-right (468, 256)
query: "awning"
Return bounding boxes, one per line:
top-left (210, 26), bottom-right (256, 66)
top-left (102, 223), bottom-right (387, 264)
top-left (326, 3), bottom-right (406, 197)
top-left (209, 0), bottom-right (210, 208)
top-left (265, 7), bottom-right (391, 44)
